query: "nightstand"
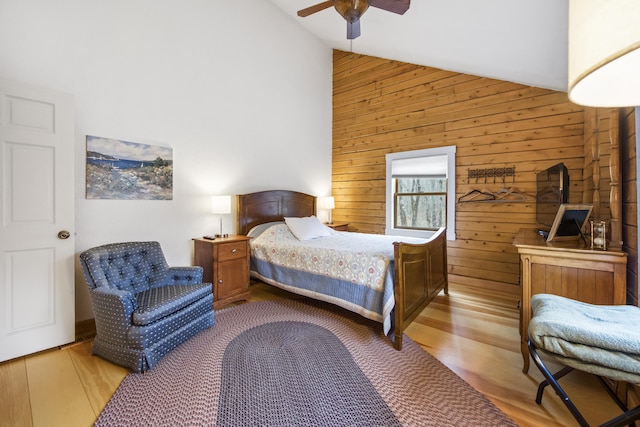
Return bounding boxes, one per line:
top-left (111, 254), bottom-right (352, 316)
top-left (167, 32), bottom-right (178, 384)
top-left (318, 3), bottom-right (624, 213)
top-left (326, 222), bottom-right (349, 231)
top-left (193, 235), bottom-right (251, 309)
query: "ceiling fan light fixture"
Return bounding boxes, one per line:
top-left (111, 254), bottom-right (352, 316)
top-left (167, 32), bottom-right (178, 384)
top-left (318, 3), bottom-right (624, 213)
top-left (335, 0), bottom-right (369, 23)
top-left (296, 0), bottom-right (409, 40)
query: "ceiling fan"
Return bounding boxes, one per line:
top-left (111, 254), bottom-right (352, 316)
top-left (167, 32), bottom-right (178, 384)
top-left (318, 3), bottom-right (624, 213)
top-left (297, 0), bottom-right (410, 40)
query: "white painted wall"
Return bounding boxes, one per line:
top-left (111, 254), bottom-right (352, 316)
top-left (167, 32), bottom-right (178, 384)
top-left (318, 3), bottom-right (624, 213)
top-left (0, 0), bottom-right (333, 320)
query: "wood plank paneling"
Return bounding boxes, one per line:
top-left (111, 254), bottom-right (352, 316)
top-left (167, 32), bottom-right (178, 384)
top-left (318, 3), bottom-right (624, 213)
top-left (621, 108), bottom-right (638, 304)
top-left (331, 50), bottom-right (637, 299)
top-left (584, 107), bottom-right (637, 303)
top-left (332, 50), bottom-right (586, 285)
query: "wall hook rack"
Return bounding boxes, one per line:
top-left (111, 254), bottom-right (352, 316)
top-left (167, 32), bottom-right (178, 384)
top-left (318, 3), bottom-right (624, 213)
top-left (468, 166), bottom-right (515, 184)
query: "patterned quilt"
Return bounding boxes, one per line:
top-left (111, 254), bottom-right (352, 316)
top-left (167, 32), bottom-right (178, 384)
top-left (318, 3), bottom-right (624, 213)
top-left (249, 223), bottom-right (429, 334)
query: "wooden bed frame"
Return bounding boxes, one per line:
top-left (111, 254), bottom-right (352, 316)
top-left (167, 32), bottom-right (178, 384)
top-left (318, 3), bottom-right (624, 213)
top-left (237, 190), bottom-right (448, 350)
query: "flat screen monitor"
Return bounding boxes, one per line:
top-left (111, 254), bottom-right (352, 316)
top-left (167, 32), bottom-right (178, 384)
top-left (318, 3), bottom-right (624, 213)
top-left (536, 163), bottom-right (569, 227)
top-left (547, 203), bottom-right (593, 242)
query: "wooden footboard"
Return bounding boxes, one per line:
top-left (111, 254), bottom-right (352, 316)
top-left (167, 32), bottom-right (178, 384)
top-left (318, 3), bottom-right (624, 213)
top-left (392, 227), bottom-right (448, 350)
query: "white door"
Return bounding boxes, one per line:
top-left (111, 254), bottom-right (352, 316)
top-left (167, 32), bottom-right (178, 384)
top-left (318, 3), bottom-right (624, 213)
top-left (0, 78), bottom-right (75, 361)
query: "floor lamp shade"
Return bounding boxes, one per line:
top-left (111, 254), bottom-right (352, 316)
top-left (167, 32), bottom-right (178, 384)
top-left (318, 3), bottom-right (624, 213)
top-left (568, 0), bottom-right (640, 107)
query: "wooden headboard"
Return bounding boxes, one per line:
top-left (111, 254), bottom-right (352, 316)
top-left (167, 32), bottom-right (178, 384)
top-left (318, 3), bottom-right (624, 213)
top-left (236, 190), bottom-right (316, 235)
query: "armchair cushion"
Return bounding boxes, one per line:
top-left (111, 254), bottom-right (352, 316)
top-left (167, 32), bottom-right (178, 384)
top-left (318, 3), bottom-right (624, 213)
top-left (127, 293), bottom-right (213, 350)
top-left (133, 283), bottom-right (212, 326)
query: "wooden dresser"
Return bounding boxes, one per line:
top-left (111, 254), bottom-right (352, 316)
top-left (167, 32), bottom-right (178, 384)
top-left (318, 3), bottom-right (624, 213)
top-left (193, 235), bottom-right (251, 309)
top-left (513, 228), bottom-right (627, 372)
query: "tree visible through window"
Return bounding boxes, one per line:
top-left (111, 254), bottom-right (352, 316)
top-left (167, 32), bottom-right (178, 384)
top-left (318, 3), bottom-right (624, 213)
top-left (395, 177), bottom-right (447, 230)
top-left (386, 145), bottom-right (456, 240)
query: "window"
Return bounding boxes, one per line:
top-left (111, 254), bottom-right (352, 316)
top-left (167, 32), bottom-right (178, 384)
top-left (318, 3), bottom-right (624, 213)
top-left (395, 176), bottom-right (447, 230)
top-left (386, 146), bottom-right (456, 240)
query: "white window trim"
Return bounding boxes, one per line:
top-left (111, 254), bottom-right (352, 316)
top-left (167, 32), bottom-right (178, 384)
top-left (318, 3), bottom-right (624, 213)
top-left (385, 146), bottom-right (456, 240)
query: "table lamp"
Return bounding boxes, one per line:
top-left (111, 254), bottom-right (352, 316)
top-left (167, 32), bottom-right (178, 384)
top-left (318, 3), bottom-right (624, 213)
top-left (211, 195), bottom-right (232, 237)
top-left (317, 196), bottom-right (335, 224)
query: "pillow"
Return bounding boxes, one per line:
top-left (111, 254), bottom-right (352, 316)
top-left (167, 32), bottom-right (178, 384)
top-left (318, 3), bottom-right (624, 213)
top-left (284, 216), bottom-right (332, 241)
top-left (247, 221), bottom-right (283, 238)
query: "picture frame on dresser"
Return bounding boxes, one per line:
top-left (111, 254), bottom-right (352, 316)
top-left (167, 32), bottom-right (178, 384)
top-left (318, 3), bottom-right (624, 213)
top-left (546, 203), bottom-right (593, 242)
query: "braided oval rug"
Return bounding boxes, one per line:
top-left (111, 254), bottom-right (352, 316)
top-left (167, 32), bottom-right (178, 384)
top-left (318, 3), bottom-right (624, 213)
top-left (95, 299), bottom-right (516, 426)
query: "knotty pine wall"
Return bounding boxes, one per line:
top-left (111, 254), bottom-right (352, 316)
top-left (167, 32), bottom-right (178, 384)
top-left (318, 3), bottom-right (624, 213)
top-left (584, 108), bottom-right (638, 304)
top-left (582, 109), bottom-right (612, 222)
top-left (621, 108), bottom-right (638, 304)
top-left (331, 50), bottom-right (637, 293)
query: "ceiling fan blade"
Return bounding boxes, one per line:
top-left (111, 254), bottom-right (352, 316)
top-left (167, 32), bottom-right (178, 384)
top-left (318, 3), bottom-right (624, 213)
top-left (297, 1), bottom-right (334, 17)
top-left (369, 0), bottom-right (410, 15)
top-left (347, 19), bottom-right (361, 39)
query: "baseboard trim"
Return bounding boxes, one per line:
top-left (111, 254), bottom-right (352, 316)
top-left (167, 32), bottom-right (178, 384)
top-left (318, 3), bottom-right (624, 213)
top-left (75, 318), bottom-right (96, 341)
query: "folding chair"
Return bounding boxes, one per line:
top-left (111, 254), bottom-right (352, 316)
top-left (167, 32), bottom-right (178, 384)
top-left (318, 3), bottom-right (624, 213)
top-left (528, 293), bottom-right (640, 427)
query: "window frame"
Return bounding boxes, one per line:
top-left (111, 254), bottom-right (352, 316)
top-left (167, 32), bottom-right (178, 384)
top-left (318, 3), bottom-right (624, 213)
top-left (385, 146), bottom-right (456, 240)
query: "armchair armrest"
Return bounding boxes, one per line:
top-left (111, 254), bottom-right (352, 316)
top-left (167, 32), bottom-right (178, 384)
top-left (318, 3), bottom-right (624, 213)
top-left (91, 287), bottom-right (138, 342)
top-left (167, 266), bottom-right (204, 285)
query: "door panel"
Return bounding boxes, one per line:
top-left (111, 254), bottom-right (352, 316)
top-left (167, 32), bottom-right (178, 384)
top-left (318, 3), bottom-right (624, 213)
top-left (0, 78), bottom-right (74, 362)
top-left (3, 94), bottom-right (55, 132)
top-left (5, 248), bottom-right (54, 331)
top-left (4, 142), bottom-right (55, 224)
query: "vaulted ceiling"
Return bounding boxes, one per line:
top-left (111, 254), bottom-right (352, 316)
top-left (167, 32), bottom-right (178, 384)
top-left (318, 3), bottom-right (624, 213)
top-left (268, 0), bottom-right (569, 91)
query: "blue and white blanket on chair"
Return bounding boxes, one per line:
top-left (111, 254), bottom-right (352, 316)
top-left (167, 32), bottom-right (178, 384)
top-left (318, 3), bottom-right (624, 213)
top-left (529, 293), bottom-right (640, 382)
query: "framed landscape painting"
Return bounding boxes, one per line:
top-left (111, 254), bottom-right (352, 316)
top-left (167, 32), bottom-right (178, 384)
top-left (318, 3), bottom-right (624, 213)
top-left (86, 135), bottom-right (173, 200)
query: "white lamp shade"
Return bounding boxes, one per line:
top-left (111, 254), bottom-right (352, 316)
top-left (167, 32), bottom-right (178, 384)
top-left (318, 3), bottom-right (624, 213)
top-left (568, 0), bottom-right (640, 107)
top-left (211, 195), bottom-right (232, 214)
top-left (317, 196), bottom-right (335, 210)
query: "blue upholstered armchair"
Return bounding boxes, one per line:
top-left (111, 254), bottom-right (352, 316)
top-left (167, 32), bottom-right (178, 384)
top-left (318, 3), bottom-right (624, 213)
top-left (80, 241), bottom-right (215, 372)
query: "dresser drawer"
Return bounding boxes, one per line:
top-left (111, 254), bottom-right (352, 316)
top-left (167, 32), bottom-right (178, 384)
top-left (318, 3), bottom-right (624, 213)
top-left (217, 240), bottom-right (247, 261)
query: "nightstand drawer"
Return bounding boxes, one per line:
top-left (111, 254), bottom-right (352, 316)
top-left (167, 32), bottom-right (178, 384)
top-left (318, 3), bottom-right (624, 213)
top-left (217, 241), bottom-right (247, 261)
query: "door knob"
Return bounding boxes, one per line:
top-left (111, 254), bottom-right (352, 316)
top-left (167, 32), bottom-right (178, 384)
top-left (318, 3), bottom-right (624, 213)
top-left (58, 230), bottom-right (71, 239)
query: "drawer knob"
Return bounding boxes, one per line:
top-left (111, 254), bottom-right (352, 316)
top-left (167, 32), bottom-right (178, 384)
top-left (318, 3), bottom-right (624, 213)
top-left (231, 248), bottom-right (237, 253)
top-left (218, 279), bottom-right (223, 284)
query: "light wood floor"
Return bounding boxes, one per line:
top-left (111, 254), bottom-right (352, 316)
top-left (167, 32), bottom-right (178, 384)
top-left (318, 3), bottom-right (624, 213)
top-left (0, 276), bottom-right (626, 427)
